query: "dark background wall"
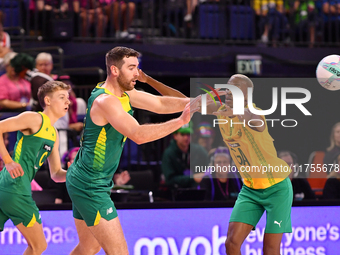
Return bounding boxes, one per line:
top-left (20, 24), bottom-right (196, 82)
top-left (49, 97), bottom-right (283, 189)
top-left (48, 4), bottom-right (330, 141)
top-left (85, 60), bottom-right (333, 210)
top-left (26, 41), bottom-right (338, 77)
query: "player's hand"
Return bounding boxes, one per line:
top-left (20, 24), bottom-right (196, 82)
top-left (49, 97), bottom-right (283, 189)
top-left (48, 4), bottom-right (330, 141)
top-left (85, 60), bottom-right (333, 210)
top-left (212, 104), bottom-right (234, 117)
top-left (137, 68), bottom-right (148, 83)
top-left (116, 171), bottom-right (131, 186)
top-left (181, 97), bottom-right (200, 123)
top-left (205, 88), bottom-right (226, 106)
top-left (193, 89), bottom-right (226, 109)
top-left (6, 161), bottom-right (24, 179)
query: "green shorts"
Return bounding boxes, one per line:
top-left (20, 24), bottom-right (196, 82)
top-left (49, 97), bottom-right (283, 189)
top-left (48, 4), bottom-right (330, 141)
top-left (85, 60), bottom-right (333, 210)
top-left (0, 190), bottom-right (41, 231)
top-left (230, 177), bottom-right (293, 233)
top-left (66, 173), bottom-right (118, 227)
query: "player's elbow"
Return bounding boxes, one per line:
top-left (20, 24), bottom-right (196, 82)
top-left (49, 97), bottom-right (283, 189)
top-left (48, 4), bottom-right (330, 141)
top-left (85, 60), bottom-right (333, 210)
top-left (51, 175), bottom-right (64, 183)
top-left (129, 135), bottom-right (145, 145)
top-left (50, 170), bottom-right (66, 183)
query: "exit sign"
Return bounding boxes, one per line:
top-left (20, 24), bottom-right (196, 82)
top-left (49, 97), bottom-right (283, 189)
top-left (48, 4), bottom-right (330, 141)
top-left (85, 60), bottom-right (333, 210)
top-left (236, 55), bottom-right (262, 75)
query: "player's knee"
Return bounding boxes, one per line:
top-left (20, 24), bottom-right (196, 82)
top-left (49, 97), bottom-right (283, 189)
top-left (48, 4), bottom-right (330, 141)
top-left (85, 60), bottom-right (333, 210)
top-left (30, 239), bottom-right (47, 254)
top-left (88, 245), bottom-right (102, 255)
top-left (225, 237), bottom-right (241, 254)
top-left (74, 243), bottom-right (101, 255)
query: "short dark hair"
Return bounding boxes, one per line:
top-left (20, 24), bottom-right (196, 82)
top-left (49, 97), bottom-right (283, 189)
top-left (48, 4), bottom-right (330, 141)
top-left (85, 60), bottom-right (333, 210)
top-left (38, 81), bottom-right (71, 109)
top-left (105, 46), bottom-right (140, 75)
top-left (10, 53), bottom-right (35, 74)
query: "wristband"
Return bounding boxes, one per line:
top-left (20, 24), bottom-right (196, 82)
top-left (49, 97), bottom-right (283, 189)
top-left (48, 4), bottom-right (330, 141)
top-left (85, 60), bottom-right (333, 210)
top-left (2, 154), bottom-right (13, 164)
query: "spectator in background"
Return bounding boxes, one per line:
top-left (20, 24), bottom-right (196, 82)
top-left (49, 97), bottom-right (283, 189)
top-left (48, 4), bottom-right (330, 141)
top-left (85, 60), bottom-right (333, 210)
top-left (323, 154), bottom-right (340, 199)
top-left (324, 122), bottom-right (340, 174)
top-left (0, 11), bottom-right (11, 75)
top-left (74, 0), bottom-right (107, 38)
top-left (200, 147), bottom-right (242, 201)
top-left (0, 53), bottom-right (34, 111)
top-left (31, 52), bottom-right (59, 112)
top-left (288, 0), bottom-right (316, 47)
top-left (253, 0), bottom-right (287, 45)
top-left (29, 0), bottom-right (69, 13)
top-left (102, 0), bottom-right (136, 39)
top-left (29, 0), bottom-right (69, 37)
top-left (35, 52), bottom-right (57, 80)
top-left (321, 0), bottom-right (340, 42)
top-left (195, 122), bottom-right (215, 154)
top-left (278, 150), bottom-right (315, 200)
top-left (162, 123), bottom-right (209, 188)
top-left (184, 0), bottom-right (198, 22)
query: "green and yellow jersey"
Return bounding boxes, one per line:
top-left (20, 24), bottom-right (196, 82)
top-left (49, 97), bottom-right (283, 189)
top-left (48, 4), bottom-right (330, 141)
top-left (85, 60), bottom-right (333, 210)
top-left (217, 104), bottom-right (290, 189)
top-left (68, 83), bottom-right (133, 191)
top-left (0, 112), bottom-right (56, 195)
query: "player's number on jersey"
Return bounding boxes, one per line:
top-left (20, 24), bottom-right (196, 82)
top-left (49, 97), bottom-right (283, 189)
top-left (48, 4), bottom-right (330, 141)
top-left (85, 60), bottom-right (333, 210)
top-left (231, 148), bottom-right (250, 166)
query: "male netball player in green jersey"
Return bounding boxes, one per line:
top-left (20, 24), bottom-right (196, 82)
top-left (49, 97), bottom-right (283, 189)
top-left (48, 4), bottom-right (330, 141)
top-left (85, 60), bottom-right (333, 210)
top-left (0, 81), bottom-right (71, 255)
top-left (66, 46), bottom-right (204, 255)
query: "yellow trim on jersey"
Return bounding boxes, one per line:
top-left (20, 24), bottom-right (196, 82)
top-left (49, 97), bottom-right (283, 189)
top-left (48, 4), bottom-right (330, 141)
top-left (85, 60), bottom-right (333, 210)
top-left (95, 85), bottom-right (131, 113)
top-left (33, 112), bottom-right (57, 142)
top-left (93, 127), bottom-right (107, 171)
top-left (27, 214), bottom-right (37, 227)
top-left (94, 211), bottom-right (101, 226)
top-left (14, 136), bottom-right (23, 163)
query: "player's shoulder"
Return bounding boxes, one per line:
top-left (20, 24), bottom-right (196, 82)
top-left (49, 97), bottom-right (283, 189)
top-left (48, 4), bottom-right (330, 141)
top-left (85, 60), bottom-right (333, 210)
top-left (93, 93), bottom-right (126, 116)
top-left (15, 111), bottom-right (43, 132)
top-left (95, 93), bottom-right (117, 105)
top-left (19, 111), bottom-right (42, 121)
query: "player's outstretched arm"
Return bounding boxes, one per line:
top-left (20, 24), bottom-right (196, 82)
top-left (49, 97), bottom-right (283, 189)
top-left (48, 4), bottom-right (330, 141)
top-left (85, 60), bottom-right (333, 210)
top-left (47, 132), bottom-right (67, 182)
top-left (0, 112), bottom-right (42, 178)
top-left (127, 87), bottom-right (225, 115)
top-left (127, 88), bottom-right (190, 114)
top-left (137, 69), bottom-right (187, 98)
top-left (96, 94), bottom-right (200, 144)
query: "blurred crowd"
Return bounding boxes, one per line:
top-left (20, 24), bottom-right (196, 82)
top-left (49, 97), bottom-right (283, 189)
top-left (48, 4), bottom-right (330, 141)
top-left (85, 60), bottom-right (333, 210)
top-left (3, 0), bottom-right (340, 45)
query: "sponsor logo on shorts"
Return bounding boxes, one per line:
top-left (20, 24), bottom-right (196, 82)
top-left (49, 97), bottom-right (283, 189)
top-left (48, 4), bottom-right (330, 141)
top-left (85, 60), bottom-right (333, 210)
top-left (107, 207), bottom-right (113, 215)
top-left (274, 220), bottom-right (282, 228)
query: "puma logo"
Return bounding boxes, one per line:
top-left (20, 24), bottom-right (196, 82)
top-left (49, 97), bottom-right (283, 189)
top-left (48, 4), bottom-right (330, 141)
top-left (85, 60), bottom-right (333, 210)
top-left (274, 220), bottom-right (282, 228)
